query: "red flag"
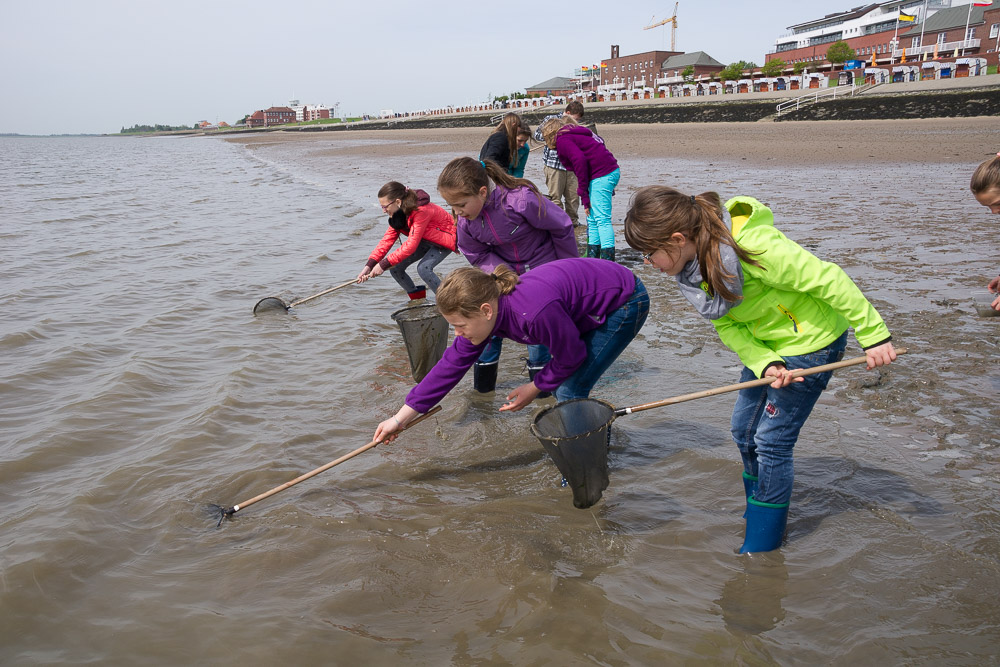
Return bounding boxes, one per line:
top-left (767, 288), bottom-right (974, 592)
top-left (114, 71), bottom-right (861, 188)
top-left (973, 2), bottom-right (990, 6)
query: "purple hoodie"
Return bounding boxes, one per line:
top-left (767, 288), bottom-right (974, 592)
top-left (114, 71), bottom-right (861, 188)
top-left (405, 258), bottom-right (637, 412)
top-left (553, 126), bottom-right (619, 209)
top-left (456, 185), bottom-right (577, 274)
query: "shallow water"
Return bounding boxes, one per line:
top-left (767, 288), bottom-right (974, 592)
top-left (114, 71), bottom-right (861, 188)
top-left (1, 131), bottom-right (998, 664)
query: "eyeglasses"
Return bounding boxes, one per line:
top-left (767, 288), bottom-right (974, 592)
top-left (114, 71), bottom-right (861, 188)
top-left (380, 199), bottom-right (398, 212)
top-left (641, 251), bottom-right (654, 262)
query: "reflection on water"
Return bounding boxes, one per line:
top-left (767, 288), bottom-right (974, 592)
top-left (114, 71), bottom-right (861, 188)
top-left (0, 131), bottom-right (997, 663)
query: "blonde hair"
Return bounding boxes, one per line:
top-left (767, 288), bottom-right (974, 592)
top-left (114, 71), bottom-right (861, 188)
top-left (540, 115), bottom-right (578, 149)
top-left (436, 265), bottom-right (520, 317)
top-left (970, 156), bottom-right (1000, 195)
top-left (624, 186), bottom-right (760, 303)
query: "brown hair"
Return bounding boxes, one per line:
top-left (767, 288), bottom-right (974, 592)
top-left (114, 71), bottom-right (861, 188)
top-left (565, 100), bottom-right (584, 117)
top-left (494, 113), bottom-right (522, 168)
top-left (377, 181), bottom-right (420, 216)
top-left (436, 265), bottom-right (520, 317)
top-left (437, 156), bottom-right (542, 201)
top-left (540, 115), bottom-right (577, 150)
top-left (970, 156), bottom-right (1000, 195)
top-left (624, 186), bottom-right (760, 303)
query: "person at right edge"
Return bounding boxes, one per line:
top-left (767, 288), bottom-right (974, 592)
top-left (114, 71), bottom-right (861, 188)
top-left (624, 186), bottom-right (897, 554)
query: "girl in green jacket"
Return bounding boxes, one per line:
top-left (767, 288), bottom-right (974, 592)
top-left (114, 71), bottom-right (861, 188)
top-left (624, 186), bottom-right (897, 554)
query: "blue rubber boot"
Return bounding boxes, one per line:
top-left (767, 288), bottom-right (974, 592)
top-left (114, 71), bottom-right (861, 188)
top-left (742, 471), bottom-right (758, 519)
top-left (739, 498), bottom-right (789, 554)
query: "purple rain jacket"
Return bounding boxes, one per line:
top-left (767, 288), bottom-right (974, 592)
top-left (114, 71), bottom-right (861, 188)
top-left (553, 125), bottom-right (619, 209)
top-left (405, 258), bottom-right (638, 412)
top-left (456, 185), bottom-right (578, 275)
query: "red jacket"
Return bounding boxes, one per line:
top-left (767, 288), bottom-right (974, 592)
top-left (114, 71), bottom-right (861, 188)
top-left (366, 191), bottom-right (457, 269)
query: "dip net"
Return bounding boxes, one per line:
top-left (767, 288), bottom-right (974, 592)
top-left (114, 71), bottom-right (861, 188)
top-left (390, 303), bottom-right (449, 382)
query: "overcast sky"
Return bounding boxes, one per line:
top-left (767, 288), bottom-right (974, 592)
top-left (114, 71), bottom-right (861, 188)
top-left (4, 0), bottom-right (858, 135)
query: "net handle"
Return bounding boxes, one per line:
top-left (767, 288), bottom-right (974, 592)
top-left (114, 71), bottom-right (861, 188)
top-left (615, 348), bottom-right (907, 416)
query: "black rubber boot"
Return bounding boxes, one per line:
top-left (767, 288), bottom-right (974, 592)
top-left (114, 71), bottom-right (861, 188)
top-left (473, 361), bottom-right (498, 393)
top-left (407, 285), bottom-right (427, 300)
top-left (586, 244), bottom-right (600, 258)
top-left (599, 247), bottom-right (616, 262)
top-left (527, 365), bottom-right (552, 399)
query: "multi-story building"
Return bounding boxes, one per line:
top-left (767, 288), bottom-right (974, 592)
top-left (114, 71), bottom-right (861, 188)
top-left (598, 45), bottom-right (682, 90)
top-left (766, 0), bottom-right (993, 69)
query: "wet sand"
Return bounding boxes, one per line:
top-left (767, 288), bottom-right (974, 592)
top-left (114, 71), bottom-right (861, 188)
top-left (231, 116), bottom-right (1000, 165)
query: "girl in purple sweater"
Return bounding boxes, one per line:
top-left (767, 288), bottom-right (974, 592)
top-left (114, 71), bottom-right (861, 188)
top-left (373, 258), bottom-right (648, 441)
top-left (437, 157), bottom-right (578, 394)
top-left (541, 116), bottom-right (621, 261)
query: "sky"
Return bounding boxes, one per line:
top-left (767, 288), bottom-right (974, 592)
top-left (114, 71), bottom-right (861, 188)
top-left (4, 0), bottom-right (857, 135)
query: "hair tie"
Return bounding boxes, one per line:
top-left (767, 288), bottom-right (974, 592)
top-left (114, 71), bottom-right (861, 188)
top-left (690, 195), bottom-right (696, 204)
top-left (479, 160), bottom-right (487, 169)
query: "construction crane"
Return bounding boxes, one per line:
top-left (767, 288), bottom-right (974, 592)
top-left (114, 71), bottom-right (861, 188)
top-left (644, 2), bottom-right (678, 51)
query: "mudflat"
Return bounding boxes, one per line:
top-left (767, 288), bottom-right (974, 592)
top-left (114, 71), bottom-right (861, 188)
top-left (227, 116), bottom-right (999, 165)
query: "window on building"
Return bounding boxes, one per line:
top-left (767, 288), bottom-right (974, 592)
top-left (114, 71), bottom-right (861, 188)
top-left (937, 32), bottom-right (946, 45)
top-left (991, 23), bottom-right (1000, 39)
top-left (911, 37), bottom-right (921, 48)
top-left (966, 26), bottom-right (976, 40)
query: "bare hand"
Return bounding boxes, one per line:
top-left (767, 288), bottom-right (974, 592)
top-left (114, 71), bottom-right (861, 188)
top-left (865, 341), bottom-right (897, 369)
top-left (499, 382), bottom-right (541, 412)
top-left (764, 364), bottom-right (803, 389)
top-left (989, 275), bottom-right (1000, 293)
top-left (370, 264), bottom-right (385, 278)
top-left (356, 267), bottom-right (371, 284)
top-left (372, 406), bottom-right (419, 442)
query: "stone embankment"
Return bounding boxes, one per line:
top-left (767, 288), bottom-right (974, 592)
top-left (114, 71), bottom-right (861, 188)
top-left (207, 75), bottom-right (1000, 137)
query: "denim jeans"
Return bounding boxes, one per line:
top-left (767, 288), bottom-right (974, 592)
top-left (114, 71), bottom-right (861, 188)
top-left (587, 168), bottom-right (620, 249)
top-left (477, 336), bottom-right (550, 367)
top-left (388, 240), bottom-right (451, 294)
top-left (554, 276), bottom-right (649, 401)
top-left (730, 331), bottom-right (848, 505)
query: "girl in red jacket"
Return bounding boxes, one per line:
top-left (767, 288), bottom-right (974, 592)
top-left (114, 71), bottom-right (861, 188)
top-left (357, 181), bottom-right (457, 300)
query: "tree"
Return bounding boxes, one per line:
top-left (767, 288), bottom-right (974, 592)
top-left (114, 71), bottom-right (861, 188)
top-left (719, 60), bottom-right (756, 81)
top-left (681, 65), bottom-right (695, 82)
top-left (826, 40), bottom-right (856, 69)
top-left (761, 58), bottom-right (785, 77)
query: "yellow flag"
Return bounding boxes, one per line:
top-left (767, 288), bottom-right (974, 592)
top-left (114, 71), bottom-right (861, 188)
top-left (899, 11), bottom-right (916, 22)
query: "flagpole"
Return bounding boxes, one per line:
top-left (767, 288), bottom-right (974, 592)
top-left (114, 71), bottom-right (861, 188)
top-left (892, 15), bottom-right (900, 65)
top-left (919, 0), bottom-right (929, 51)
top-left (964, 1), bottom-right (974, 56)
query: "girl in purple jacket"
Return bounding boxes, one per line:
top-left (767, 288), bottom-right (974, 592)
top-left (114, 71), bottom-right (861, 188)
top-left (437, 157), bottom-right (578, 394)
top-left (541, 116), bottom-right (621, 261)
top-left (373, 258), bottom-right (648, 442)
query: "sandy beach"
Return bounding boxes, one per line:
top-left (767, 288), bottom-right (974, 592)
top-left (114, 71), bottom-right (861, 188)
top-left (228, 116), bottom-right (1000, 165)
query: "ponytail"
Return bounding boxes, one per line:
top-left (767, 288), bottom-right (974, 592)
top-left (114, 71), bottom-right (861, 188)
top-left (624, 186), bottom-right (760, 303)
top-left (437, 265), bottom-right (520, 317)
top-left (377, 181), bottom-right (420, 216)
top-left (437, 156), bottom-right (542, 203)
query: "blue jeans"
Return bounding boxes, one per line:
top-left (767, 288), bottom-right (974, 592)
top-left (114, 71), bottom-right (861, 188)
top-left (477, 336), bottom-right (550, 367)
top-left (731, 332), bottom-right (848, 505)
top-left (388, 240), bottom-right (451, 294)
top-left (587, 168), bottom-right (620, 249)
top-left (554, 277), bottom-right (649, 401)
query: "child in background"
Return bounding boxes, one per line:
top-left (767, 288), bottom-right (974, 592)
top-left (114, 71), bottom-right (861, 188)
top-left (541, 115), bottom-right (620, 261)
top-left (969, 154), bottom-right (1000, 312)
top-left (437, 157), bottom-right (578, 393)
top-left (479, 113), bottom-right (521, 173)
top-left (372, 258), bottom-right (648, 440)
top-left (509, 121), bottom-right (532, 179)
top-left (357, 182), bottom-right (456, 300)
top-left (624, 186), bottom-right (896, 554)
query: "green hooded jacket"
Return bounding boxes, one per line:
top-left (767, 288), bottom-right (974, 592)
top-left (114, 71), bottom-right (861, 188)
top-left (712, 196), bottom-right (891, 377)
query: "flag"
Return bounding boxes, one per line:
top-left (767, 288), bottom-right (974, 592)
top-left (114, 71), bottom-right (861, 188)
top-left (898, 11), bottom-right (916, 21)
top-left (973, 2), bottom-right (991, 6)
